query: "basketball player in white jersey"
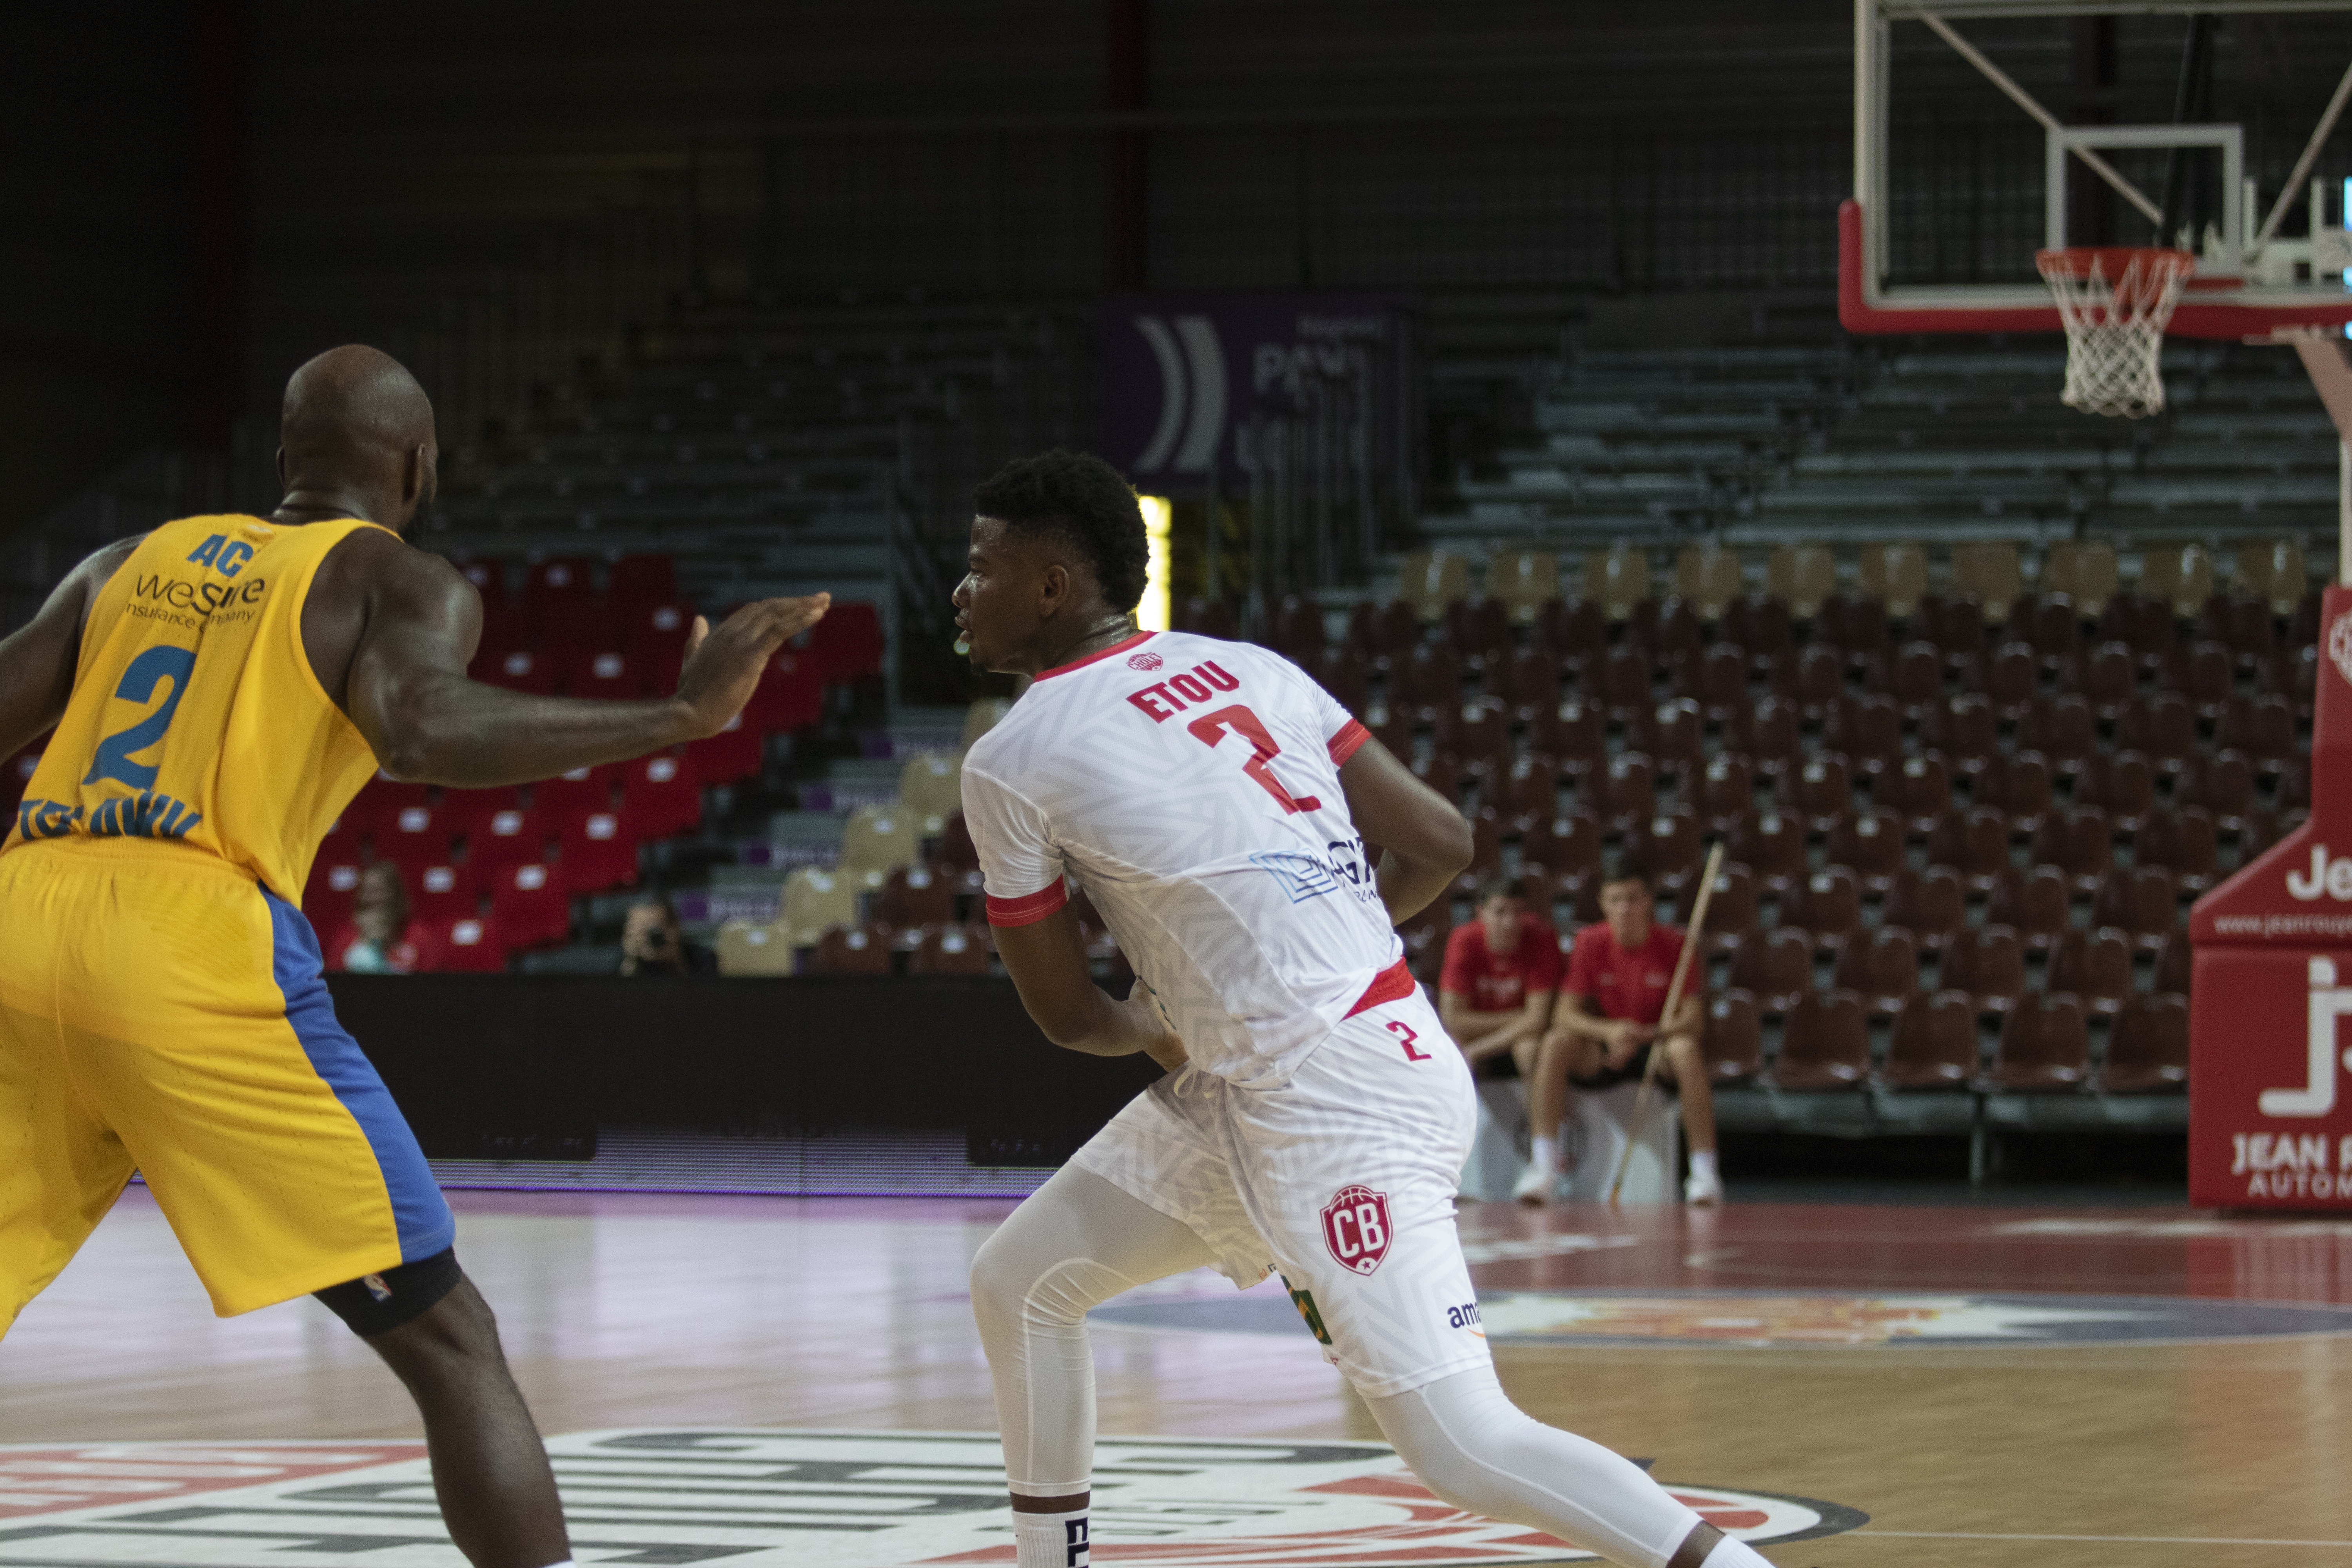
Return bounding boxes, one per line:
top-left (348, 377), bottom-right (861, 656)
top-left (956, 451), bottom-right (1771, 1568)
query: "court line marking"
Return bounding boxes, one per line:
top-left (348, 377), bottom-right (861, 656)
top-left (1857, 1531), bottom-right (2352, 1546)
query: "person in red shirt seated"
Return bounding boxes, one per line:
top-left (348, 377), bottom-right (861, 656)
top-left (1437, 878), bottom-right (1562, 1183)
top-left (323, 862), bottom-right (449, 974)
top-left (1542, 866), bottom-right (1720, 1206)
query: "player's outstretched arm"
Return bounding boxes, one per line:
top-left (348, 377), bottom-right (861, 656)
top-left (0, 538), bottom-right (140, 761)
top-left (1337, 735), bottom-right (1473, 926)
top-left (340, 542), bottom-right (828, 788)
top-left (993, 905), bottom-right (1184, 1063)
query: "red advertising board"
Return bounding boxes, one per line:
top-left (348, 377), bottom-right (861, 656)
top-left (2188, 584), bottom-right (2352, 1209)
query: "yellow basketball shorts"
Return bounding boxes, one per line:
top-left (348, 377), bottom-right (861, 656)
top-left (0, 839), bottom-right (454, 1327)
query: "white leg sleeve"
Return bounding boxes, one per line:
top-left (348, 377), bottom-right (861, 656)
top-left (970, 1164), bottom-right (1219, 1496)
top-left (1363, 1365), bottom-right (1706, 1568)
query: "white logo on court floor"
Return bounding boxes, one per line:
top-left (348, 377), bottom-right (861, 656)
top-left (0, 1429), bottom-right (1864, 1565)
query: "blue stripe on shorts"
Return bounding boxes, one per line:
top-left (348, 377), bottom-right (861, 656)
top-left (261, 886), bottom-right (456, 1263)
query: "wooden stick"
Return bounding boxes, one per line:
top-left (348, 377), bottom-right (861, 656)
top-left (1607, 841), bottom-right (1724, 1205)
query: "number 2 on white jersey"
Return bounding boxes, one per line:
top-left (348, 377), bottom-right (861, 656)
top-left (1185, 704), bottom-right (1322, 815)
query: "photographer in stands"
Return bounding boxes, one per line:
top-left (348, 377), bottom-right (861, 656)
top-left (619, 894), bottom-right (714, 976)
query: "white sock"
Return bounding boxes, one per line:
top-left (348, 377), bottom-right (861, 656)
top-left (1702, 1535), bottom-right (1773, 1568)
top-left (1689, 1149), bottom-right (1718, 1183)
top-left (1014, 1506), bottom-right (1090, 1568)
top-left (1529, 1135), bottom-right (1558, 1174)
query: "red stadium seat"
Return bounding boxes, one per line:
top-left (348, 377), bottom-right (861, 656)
top-left (480, 647), bottom-right (560, 696)
top-left (909, 922), bottom-right (993, 976)
top-left (490, 863), bottom-right (571, 948)
top-left (1920, 693), bottom-right (2000, 778)
top-left (1882, 866), bottom-right (1967, 951)
top-left (1626, 699), bottom-right (1703, 774)
top-left (1592, 645), bottom-right (1653, 720)
top-left (1729, 695), bottom-right (1802, 776)
top-left (304, 857), bottom-right (364, 936)
top-left (533, 764), bottom-right (618, 819)
top-left (2091, 866), bottom-right (2179, 951)
top-left (2030, 805), bottom-right (2114, 893)
top-left (1627, 811), bottom-right (1704, 894)
top-left (1538, 597), bottom-right (1607, 662)
top-left (621, 753), bottom-right (701, 840)
top-left (1727, 927), bottom-right (1812, 1013)
top-left (1944, 926), bottom-right (2028, 1014)
top-left (1519, 812), bottom-right (1603, 881)
top-left (1726, 810), bottom-right (1808, 893)
top-left (873, 864), bottom-right (958, 935)
top-left (1696, 861), bottom-right (1759, 952)
top-left (1771, 991), bottom-right (1871, 1091)
top-left (1823, 808), bottom-right (1905, 892)
top-left (436, 913), bottom-right (510, 973)
top-left (1778, 756), bottom-right (1851, 830)
top-left (2179, 750), bottom-right (2257, 831)
top-left (1985, 995), bottom-right (2089, 1092)
top-left (437, 786), bottom-right (523, 840)
top-left (2075, 751), bottom-right (2156, 832)
top-left (377, 804), bottom-right (453, 872)
top-left (607, 554), bottom-right (680, 619)
top-left (1876, 753), bottom-right (1952, 835)
top-left (625, 604), bottom-right (695, 692)
top-left (1697, 753), bottom-right (1758, 837)
top-left (811, 924), bottom-right (894, 976)
top-left (558, 810), bottom-right (638, 894)
top-left (1880, 991), bottom-right (1980, 1091)
top-left (802, 602), bottom-right (885, 683)
top-left (1590, 754), bottom-right (1655, 833)
top-left (1722, 595), bottom-right (1792, 658)
top-left (1968, 640), bottom-right (2040, 721)
top-left (1524, 700), bottom-right (1604, 773)
top-left (685, 712), bottom-right (766, 785)
top-left (2135, 806), bottom-right (2220, 894)
top-left (567, 648), bottom-right (643, 701)
top-left (1274, 595), bottom-right (1326, 656)
top-left (2106, 995), bottom-right (2190, 1093)
top-left (465, 806), bottom-right (547, 879)
top-left (1926, 806), bottom-right (2010, 892)
top-left (1976, 752), bottom-right (2054, 835)
top-left (1306, 645), bottom-right (1370, 715)
top-left (1783, 867), bottom-right (1864, 951)
top-left (1833, 926), bottom-right (1919, 1016)
top-left (409, 863), bottom-right (478, 926)
top-left (1703, 991), bottom-right (1765, 1084)
top-left (1498, 756), bottom-right (1562, 822)
top-left (1987, 864), bottom-right (2072, 953)
top-left (743, 647), bottom-right (825, 732)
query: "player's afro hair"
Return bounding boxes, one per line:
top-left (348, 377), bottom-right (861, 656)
top-left (972, 450), bottom-right (1149, 614)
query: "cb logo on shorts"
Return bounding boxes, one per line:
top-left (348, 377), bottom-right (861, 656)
top-left (1321, 1184), bottom-right (1392, 1275)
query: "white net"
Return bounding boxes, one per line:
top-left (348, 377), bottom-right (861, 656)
top-left (2035, 247), bottom-right (2197, 419)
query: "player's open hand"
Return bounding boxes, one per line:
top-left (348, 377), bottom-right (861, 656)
top-left (673, 594), bottom-right (830, 737)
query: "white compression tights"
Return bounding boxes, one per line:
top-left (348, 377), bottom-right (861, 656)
top-left (968, 1167), bottom-right (1739, 1568)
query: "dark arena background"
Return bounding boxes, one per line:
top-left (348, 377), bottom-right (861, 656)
top-left (7, 3), bottom-right (2352, 1564)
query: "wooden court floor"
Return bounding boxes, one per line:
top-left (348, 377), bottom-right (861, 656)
top-left (5, 1185), bottom-right (2351, 1567)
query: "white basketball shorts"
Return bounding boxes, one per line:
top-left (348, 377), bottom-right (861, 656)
top-left (1066, 984), bottom-right (1490, 1399)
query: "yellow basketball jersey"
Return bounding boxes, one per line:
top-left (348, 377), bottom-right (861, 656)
top-left (4, 515), bottom-right (389, 903)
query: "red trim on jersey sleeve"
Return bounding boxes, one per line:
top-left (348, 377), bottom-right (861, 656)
top-left (1326, 719), bottom-right (1371, 766)
top-left (1034, 631), bottom-right (1157, 682)
top-left (985, 880), bottom-right (1070, 927)
top-left (1344, 957), bottom-right (1418, 1018)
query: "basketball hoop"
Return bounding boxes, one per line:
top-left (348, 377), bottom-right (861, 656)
top-left (2034, 247), bottom-right (2198, 419)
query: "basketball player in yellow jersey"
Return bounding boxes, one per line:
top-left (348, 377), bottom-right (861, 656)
top-left (0, 345), bottom-right (828, 1568)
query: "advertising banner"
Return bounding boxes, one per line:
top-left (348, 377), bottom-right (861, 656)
top-left (1098, 294), bottom-right (1402, 494)
top-left (2188, 584), bottom-right (2352, 1208)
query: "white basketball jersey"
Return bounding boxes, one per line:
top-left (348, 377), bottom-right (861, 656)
top-left (961, 630), bottom-right (1403, 1087)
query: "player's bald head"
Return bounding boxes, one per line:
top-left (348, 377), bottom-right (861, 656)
top-left (274, 345), bottom-right (439, 530)
top-left (281, 345), bottom-right (435, 462)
